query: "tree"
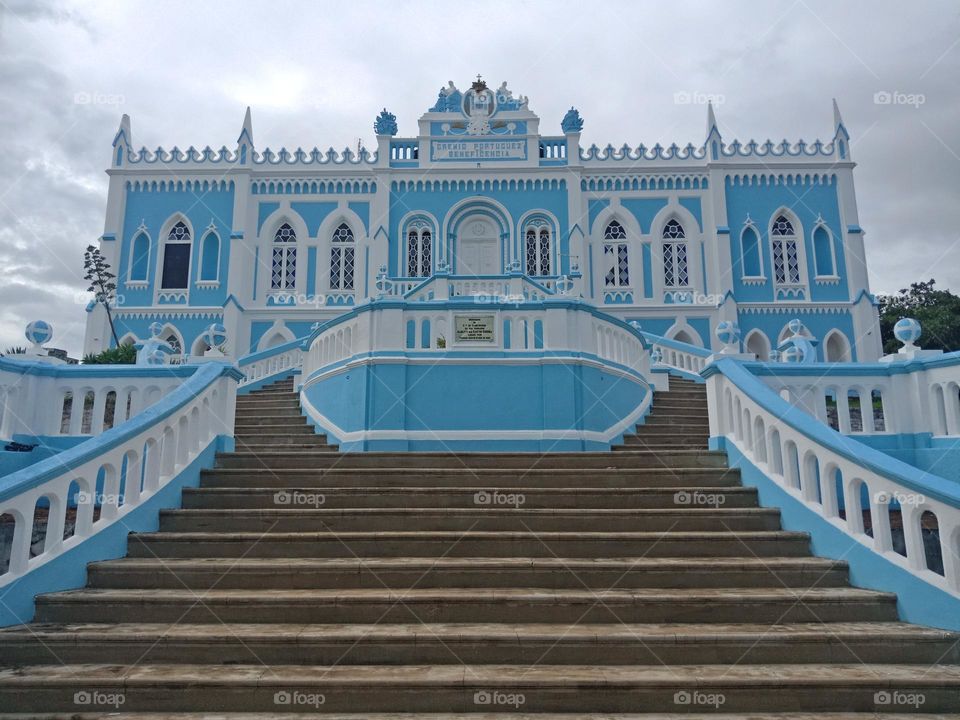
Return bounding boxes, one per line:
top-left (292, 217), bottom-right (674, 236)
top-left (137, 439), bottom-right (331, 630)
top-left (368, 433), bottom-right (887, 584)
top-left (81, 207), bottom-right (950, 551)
top-left (83, 245), bottom-right (120, 347)
top-left (878, 279), bottom-right (960, 354)
top-left (82, 343), bottom-right (136, 365)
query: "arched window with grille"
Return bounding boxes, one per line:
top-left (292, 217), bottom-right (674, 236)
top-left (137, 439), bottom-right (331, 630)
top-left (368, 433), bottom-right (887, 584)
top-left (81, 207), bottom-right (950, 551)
top-left (271, 223), bottom-right (297, 290)
top-left (771, 214), bottom-right (801, 285)
top-left (524, 218), bottom-right (551, 276)
top-left (661, 219), bottom-right (689, 288)
top-left (405, 219), bottom-right (432, 278)
top-left (603, 220), bottom-right (629, 288)
top-left (330, 222), bottom-right (355, 290)
top-left (160, 220), bottom-right (191, 289)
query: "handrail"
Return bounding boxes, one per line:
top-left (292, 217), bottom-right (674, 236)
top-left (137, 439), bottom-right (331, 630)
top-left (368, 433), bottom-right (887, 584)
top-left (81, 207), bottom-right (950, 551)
top-left (0, 362), bottom-right (241, 584)
top-left (703, 357), bottom-right (960, 594)
top-left (640, 331), bottom-right (712, 358)
top-left (237, 337), bottom-right (306, 388)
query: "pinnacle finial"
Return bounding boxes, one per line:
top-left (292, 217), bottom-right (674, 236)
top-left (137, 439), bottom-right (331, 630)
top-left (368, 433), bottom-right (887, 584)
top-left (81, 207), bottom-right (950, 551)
top-left (832, 98), bottom-right (843, 129)
top-left (706, 102), bottom-right (720, 138)
top-left (238, 106), bottom-right (254, 146)
top-left (113, 113), bottom-right (131, 147)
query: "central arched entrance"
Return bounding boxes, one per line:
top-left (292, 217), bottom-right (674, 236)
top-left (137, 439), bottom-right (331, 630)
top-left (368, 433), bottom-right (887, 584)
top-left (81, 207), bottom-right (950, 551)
top-left (457, 214), bottom-right (499, 276)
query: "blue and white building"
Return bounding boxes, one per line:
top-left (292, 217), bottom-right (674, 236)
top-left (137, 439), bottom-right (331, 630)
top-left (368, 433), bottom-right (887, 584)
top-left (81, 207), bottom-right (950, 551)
top-left (83, 77), bottom-right (880, 364)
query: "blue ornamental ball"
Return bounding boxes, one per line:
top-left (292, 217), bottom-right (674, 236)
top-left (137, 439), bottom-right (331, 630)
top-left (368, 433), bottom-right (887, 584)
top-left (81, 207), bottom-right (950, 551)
top-left (148, 321), bottom-right (164, 338)
top-left (715, 321), bottom-right (741, 346)
top-left (650, 348), bottom-right (663, 364)
top-left (769, 350), bottom-right (781, 362)
top-left (893, 317), bottom-right (921, 345)
top-left (203, 323), bottom-right (227, 348)
top-left (24, 320), bottom-right (53, 345)
top-left (787, 318), bottom-right (804, 336)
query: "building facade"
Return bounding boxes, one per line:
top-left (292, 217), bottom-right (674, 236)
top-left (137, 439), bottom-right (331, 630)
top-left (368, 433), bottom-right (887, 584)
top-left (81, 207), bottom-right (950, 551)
top-left (84, 77), bottom-right (881, 362)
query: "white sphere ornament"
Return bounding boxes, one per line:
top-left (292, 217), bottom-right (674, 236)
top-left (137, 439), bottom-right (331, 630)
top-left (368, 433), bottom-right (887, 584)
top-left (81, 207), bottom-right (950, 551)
top-left (787, 318), bottom-right (804, 336)
top-left (893, 318), bottom-right (921, 346)
top-left (148, 321), bottom-right (164, 338)
top-left (24, 320), bottom-right (53, 346)
top-left (144, 348), bottom-right (166, 365)
top-left (781, 345), bottom-right (802, 363)
top-left (715, 321), bottom-right (741, 346)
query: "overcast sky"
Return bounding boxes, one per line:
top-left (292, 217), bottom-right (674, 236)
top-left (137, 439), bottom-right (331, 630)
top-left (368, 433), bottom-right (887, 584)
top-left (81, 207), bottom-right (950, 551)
top-left (0, 0), bottom-right (958, 356)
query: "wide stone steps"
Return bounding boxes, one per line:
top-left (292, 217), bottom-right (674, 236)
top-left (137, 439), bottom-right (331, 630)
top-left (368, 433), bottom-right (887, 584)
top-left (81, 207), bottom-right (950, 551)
top-left (123, 529), bottom-right (813, 559)
top-left (156, 507), bottom-right (782, 533)
top-left (182, 485), bottom-right (759, 508)
top-left (213, 450), bottom-right (732, 470)
top-left (84, 556), bottom-right (850, 590)
top-left (4, 376), bottom-right (959, 715)
top-left (2, 622), bottom-right (953, 667)
top-left (199, 467), bottom-right (744, 488)
top-left (2, 663), bottom-right (958, 714)
top-left (33, 587), bottom-right (897, 625)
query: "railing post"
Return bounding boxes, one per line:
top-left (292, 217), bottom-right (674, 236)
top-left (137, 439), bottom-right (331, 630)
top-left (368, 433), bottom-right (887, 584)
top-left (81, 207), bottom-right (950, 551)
top-left (902, 506), bottom-right (926, 571)
top-left (836, 390), bottom-right (852, 434)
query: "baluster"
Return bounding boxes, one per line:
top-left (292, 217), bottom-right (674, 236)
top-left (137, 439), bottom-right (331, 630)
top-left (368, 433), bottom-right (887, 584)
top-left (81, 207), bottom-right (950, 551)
top-left (869, 490), bottom-right (893, 553)
top-left (90, 391), bottom-right (107, 434)
top-left (836, 390), bottom-right (852, 433)
top-left (901, 505), bottom-right (926, 571)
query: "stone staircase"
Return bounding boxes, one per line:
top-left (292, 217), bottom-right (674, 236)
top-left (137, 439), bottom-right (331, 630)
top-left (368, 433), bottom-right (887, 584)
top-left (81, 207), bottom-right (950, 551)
top-left (1, 375), bottom-right (960, 717)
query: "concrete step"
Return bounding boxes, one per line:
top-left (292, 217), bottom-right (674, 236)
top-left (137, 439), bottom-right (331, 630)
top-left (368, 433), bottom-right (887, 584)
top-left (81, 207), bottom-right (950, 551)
top-left (33, 587), bottom-right (896, 625)
top-left (213, 450), bottom-right (732, 470)
top-left (3, 716), bottom-right (957, 720)
top-left (199, 467), bottom-right (744, 489)
top-left (641, 414), bottom-right (709, 426)
top-left (620, 435), bottom-right (709, 447)
top-left (123, 529), bottom-right (811, 559)
top-left (5, 663), bottom-right (955, 713)
top-left (86, 556), bottom-right (849, 590)
top-left (234, 415), bottom-right (311, 428)
top-left (182, 485), bottom-right (760, 509)
top-left (234, 406), bottom-right (305, 418)
top-left (156, 507), bottom-right (782, 533)
top-left (3, 622), bottom-right (953, 667)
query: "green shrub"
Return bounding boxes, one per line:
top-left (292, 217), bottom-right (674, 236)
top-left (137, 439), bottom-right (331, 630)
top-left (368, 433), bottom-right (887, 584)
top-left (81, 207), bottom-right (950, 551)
top-left (83, 344), bottom-right (136, 365)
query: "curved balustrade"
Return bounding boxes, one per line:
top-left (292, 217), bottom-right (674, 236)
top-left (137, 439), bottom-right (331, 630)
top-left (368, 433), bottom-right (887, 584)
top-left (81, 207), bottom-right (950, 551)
top-left (237, 338), bottom-right (305, 389)
top-left (641, 332), bottom-right (712, 375)
top-left (703, 358), bottom-right (960, 597)
top-left (0, 359), bottom-right (199, 439)
top-left (0, 362), bottom-right (240, 585)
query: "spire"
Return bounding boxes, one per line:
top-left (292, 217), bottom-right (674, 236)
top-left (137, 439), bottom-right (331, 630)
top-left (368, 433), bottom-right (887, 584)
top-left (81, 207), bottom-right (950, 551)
top-left (237, 106), bottom-right (254, 147)
top-left (706, 102), bottom-right (719, 139)
top-left (831, 98), bottom-right (849, 139)
top-left (831, 98), bottom-right (850, 160)
top-left (705, 102), bottom-right (722, 161)
top-left (112, 113), bottom-right (131, 148)
top-left (111, 114), bottom-right (131, 167)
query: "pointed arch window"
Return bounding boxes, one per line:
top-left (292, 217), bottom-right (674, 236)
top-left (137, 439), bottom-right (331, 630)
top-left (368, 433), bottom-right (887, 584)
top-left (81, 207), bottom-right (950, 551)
top-left (405, 219), bottom-right (432, 278)
top-left (524, 218), bottom-right (551, 276)
top-left (330, 222), bottom-right (355, 291)
top-left (271, 223), bottom-right (297, 290)
top-left (740, 225), bottom-right (763, 278)
top-left (662, 219), bottom-right (689, 288)
top-left (771, 214), bottom-right (801, 284)
top-left (813, 225), bottom-right (835, 276)
top-left (129, 232), bottom-right (150, 282)
top-left (160, 221), bottom-right (191, 289)
top-left (199, 231), bottom-right (220, 282)
top-left (603, 220), bottom-right (629, 288)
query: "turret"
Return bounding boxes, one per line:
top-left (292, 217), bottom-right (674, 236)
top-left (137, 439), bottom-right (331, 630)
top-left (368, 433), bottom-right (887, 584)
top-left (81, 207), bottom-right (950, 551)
top-left (705, 102), bottom-right (722, 161)
top-left (832, 98), bottom-right (850, 159)
top-left (111, 114), bottom-right (131, 167)
top-left (237, 106), bottom-right (254, 164)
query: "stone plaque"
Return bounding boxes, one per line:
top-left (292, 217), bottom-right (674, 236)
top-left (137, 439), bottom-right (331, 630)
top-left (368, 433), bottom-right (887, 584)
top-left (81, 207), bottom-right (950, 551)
top-left (455, 315), bottom-right (495, 342)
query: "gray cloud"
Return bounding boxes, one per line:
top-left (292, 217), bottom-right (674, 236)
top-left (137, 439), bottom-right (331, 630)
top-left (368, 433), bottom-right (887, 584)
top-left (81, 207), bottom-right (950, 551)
top-left (0, 0), bottom-right (957, 356)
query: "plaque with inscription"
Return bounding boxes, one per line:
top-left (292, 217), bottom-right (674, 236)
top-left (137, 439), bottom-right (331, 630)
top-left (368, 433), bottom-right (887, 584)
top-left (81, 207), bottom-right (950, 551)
top-left (455, 315), bottom-right (495, 342)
